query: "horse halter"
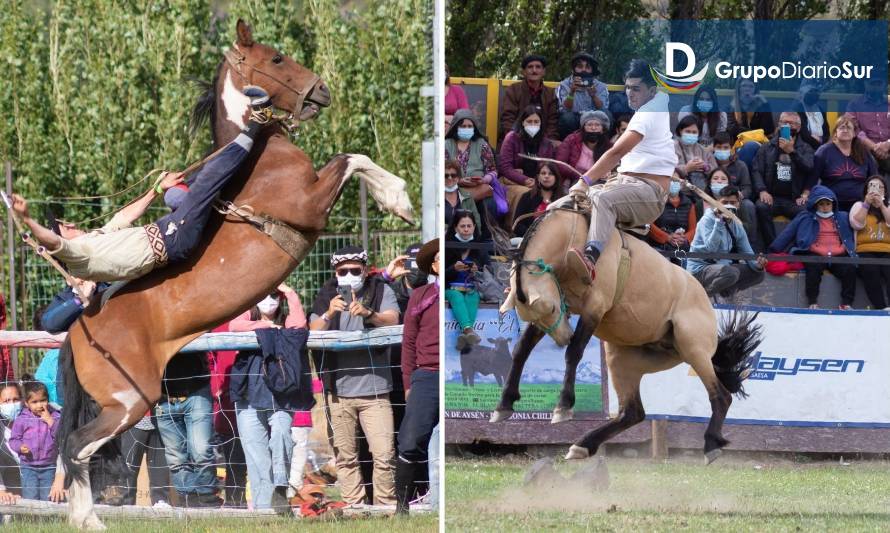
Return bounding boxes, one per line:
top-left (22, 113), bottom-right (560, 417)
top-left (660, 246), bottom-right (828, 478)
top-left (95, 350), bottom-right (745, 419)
top-left (223, 43), bottom-right (321, 135)
top-left (517, 258), bottom-right (569, 336)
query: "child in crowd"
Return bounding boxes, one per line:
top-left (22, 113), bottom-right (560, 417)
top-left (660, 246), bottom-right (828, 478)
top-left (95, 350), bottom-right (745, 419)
top-left (9, 379), bottom-right (60, 500)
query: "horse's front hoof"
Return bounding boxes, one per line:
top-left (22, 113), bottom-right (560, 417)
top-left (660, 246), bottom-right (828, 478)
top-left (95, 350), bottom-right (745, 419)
top-left (489, 409), bottom-right (513, 423)
top-left (704, 448), bottom-right (722, 465)
top-left (551, 407), bottom-right (574, 424)
top-left (565, 444), bottom-right (590, 460)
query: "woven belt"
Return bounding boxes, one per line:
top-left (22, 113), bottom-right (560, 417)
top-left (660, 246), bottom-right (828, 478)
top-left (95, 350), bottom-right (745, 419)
top-left (144, 223), bottom-right (169, 266)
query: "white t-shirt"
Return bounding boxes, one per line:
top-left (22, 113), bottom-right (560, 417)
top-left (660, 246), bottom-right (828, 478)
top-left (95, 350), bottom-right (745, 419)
top-left (617, 91), bottom-right (678, 176)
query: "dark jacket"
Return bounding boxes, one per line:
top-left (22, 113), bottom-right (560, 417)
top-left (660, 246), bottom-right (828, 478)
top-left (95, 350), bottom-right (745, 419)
top-left (499, 81), bottom-right (559, 145)
top-left (649, 193), bottom-right (696, 245)
top-left (229, 328), bottom-right (314, 411)
top-left (161, 352), bottom-right (210, 397)
top-left (41, 283), bottom-right (110, 333)
top-left (444, 235), bottom-right (490, 286)
top-left (717, 159), bottom-right (753, 200)
top-left (727, 102), bottom-right (776, 140)
top-left (769, 185), bottom-right (857, 256)
top-left (751, 135), bottom-right (815, 199)
top-left (791, 100), bottom-right (829, 151)
top-left (514, 190), bottom-right (561, 237)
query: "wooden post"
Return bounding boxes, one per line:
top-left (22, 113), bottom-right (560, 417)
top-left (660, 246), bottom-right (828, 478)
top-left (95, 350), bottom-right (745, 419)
top-left (651, 419), bottom-right (668, 460)
top-left (5, 162), bottom-right (17, 378)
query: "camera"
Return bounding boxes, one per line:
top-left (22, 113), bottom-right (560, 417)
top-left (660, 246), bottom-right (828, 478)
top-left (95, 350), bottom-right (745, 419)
top-left (337, 285), bottom-right (353, 304)
top-left (578, 74), bottom-right (594, 87)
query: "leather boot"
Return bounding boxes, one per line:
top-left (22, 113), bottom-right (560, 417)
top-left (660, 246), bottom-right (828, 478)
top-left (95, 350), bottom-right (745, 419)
top-left (394, 458), bottom-right (416, 515)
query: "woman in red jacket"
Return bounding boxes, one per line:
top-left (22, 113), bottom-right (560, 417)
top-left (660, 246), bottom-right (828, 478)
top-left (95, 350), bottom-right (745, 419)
top-left (393, 239), bottom-right (439, 514)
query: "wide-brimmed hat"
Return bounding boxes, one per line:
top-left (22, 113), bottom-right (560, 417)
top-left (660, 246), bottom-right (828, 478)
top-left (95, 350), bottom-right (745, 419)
top-left (416, 238), bottom-right (439, 274)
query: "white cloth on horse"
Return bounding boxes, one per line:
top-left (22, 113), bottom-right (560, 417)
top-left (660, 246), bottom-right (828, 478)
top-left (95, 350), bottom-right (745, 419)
top-left (617, 91), bottom-right (678, 177)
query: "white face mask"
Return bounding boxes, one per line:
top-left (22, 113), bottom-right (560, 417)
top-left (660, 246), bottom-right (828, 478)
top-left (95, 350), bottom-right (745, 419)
top-left (0, 402), bottom-right (21, 422)
top-left (524, 125), bottom-right (541, 137)
top-left (454, 232), bottom-right (474, 243)
top-left (337, 273), bottom-right (365, 290)
top-left (816, 210), bottom-right (833, 219)
top-left (256, 295), bottom-right (279, 316)
top-left (445, 183), bottom-right (459, 193)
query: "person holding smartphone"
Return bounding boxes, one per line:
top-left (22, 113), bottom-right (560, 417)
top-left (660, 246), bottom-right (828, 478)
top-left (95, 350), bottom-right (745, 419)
top-left (308, 246), bottom-right (399, 506)
top-left (849, 176), bottom-right (890, 309)
top-left (752, 111), bottom-right (815, 249)
top-left (555, 52), bottom-right (609, 140)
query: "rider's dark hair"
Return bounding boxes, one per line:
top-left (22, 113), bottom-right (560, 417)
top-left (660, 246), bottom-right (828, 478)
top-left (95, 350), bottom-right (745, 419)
top-left (719, 185), bottom-right (741, 199)
top-left (625, 59), bottom-right (656, 87)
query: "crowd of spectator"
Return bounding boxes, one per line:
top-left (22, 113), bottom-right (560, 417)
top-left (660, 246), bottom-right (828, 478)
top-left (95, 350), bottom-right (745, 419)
top-left (0, 241), bottom-right (440, 513)
top-left (445, 53), bottom-right (890, 310)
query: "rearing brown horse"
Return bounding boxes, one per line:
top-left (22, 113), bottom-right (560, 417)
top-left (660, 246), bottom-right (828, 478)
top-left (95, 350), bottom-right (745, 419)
top-left (57, 20), bottom-right (414, 530)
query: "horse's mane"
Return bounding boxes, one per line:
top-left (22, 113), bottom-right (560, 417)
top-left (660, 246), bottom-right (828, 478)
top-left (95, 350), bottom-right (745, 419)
top-left (188, 61), bottom-right (224, 146)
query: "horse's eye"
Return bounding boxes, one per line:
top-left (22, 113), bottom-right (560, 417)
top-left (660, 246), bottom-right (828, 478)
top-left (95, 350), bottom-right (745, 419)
top-left (272, 55), bottom-right (282, 64)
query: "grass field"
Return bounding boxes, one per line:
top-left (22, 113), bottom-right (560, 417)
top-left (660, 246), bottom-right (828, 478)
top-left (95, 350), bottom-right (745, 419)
top-left (444, 383), bottom-right (602, 413)
top-left (445, 454), bottom-right (890, 531)
top-left (7, 512), bottom-right (438, 532)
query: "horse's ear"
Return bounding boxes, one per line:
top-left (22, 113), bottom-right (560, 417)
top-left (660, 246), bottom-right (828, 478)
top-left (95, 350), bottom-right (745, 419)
top-left (236, 19), bottom-right (254, 47)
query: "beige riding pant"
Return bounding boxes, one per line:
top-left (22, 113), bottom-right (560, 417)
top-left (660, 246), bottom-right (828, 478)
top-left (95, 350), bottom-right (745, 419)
top-left (328, 394), bottom-right (396, 505)
top-left (586, 174), bottom-right (667, 246)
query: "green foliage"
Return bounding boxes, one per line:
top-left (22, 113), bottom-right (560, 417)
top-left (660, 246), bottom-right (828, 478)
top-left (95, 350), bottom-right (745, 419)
top-left (0, 0), bottom-right (431, 231)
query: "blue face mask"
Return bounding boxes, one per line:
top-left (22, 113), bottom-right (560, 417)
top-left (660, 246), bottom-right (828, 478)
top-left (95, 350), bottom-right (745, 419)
top-left (0, 402), bottom-right (21, 422)
top-left (681, 132), bottom-right (699, 145)
top-left (711, 183), bottom-right (727, 195)
top-left (456, 127), bottom-right (474, 141)
top-left (816, 210), bottom-right (834, 219)
top-left (669, 181), bottom-right (681, 196)
top-left (714, 149), bottom-right (731, 161)
top-left (697, 100), bottom-right (714, 113)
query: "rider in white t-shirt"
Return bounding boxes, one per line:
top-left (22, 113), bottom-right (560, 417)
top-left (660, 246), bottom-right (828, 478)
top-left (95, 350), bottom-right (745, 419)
top-left (568, 59), bottom-right (679, 282)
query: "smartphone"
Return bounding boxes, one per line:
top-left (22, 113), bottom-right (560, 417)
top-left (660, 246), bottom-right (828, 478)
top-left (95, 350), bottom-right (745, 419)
top-left (337, 285), bottom-right (353, 304)
top-left (868, 181), bottom-right (883, 195)
top-left (779, 124), bottom-right (791, 140)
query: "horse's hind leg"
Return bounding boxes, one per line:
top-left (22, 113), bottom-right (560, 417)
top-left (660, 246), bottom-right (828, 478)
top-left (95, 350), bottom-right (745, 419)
top-left (553, 319), bottom-right (595, 424)
top-left (566, 344), bottom-right (649, 459)
top-left (490, 324), bottom-right (545, 422)
top-left (673, 312), bottom-right (730, 464)
top-left (67, 405), bottom-right (145, 530)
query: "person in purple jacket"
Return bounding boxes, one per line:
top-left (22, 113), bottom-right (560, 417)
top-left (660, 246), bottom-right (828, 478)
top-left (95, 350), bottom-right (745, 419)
top-left (498, 105), bottom-right (559, 220)
top-left (9, 379), bottom-right (60, 501)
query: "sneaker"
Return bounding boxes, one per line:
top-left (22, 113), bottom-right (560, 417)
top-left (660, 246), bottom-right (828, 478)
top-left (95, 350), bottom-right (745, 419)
top-left (568, 247), bottom-right (596, 285)
top-left (838, 304), bottom-right (852, 311)
top-left (153, 500), bottom-right (172, 509)
top-left (464, 330), bottom-right (482, 346)
top-left (243, 85), bottom-right (273, 123)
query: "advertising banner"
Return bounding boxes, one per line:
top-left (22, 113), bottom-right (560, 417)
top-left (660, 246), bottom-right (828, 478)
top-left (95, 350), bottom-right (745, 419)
top-left (444, 308), bottom-right (603, 420)
top-left (612, 307), bottom-right (890, 427)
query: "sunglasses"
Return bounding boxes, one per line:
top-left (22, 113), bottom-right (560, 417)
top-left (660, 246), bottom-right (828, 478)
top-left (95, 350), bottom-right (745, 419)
top-left (444, 173), bottom-right (459, 178)
top-left (336, 267), bottom-right (363, 276)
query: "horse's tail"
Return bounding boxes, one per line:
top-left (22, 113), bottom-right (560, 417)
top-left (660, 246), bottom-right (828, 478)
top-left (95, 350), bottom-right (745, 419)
top-left (57, 336), bottom-right (121, 488)
top-left (712, 311), bottom-right (762, 399)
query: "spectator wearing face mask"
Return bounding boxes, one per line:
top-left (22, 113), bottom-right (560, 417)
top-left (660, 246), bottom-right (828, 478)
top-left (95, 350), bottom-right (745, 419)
top-left (0, 382), bottom-right (22, 503)
top-left (844, 73), bottom-right (890, 176)
top-left (648, 176), bottom-right (697, 261)
top-left (770, 185), bottom-right (857, 309)
top-left (752, 112), bottom-right (815, 248)
top-left (555, 110), bottom-right (613, 186)
top-left (555, 52), bottom-right (609, 140)
top-left (711, 132), bottom-right (759, 250)
top-left (498, 105), bottom-right (559, 221)
top-left (229, 283), bottom-right (310, 509)
top-left (308, 246), bottom-right (399, 506)
top-left (791, 81), bottom-right (829, 151)
top-left (674, 114), bottom-right (717, 191)
top-left (445, 211), bottom-right (489, 350)
top-left (686, 186), bottom-right (766, 299)
top-left (677, 85), bottom-right (727, 147)
top-left (513, 162), bottom-right (565, 237)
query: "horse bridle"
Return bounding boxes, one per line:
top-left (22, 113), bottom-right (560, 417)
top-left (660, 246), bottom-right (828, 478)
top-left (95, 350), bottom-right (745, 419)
top-left (223, 43), bottom-right (321, 134)
top-left (516, 257), bottom-right (569, 336)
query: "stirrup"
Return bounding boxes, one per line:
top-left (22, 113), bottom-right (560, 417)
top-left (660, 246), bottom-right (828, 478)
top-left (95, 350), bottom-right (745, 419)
top-left (568, 247), bottom-right (596, 285)
top-left (250, 107), bottom-right (274, 124)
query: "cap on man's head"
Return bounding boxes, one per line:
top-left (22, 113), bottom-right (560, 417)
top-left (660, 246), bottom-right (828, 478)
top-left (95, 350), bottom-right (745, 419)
top-left (571, 52), bottom-right (599, 75)
top-left (331, 245), bottom-right (368, 268)
top-left (164, 183), bottom-right (190, 210)
top-left (521, 54), bottom-right (547, 69)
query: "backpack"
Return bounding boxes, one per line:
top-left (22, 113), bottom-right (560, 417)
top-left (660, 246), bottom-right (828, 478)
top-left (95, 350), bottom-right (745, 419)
top-left (256, 328), bottom-right (306, 397)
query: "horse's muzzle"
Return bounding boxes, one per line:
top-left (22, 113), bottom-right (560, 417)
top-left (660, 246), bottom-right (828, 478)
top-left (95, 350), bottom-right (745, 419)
top-left (299, 81), bottom-right (331, 121)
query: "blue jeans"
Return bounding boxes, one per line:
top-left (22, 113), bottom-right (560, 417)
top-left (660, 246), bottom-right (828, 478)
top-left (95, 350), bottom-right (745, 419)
top-left (20, 464), bottom-right (56, 501)
top-left (155, 138), bottom-right (251, 263)
top-left (235, 404), bottom-right (293, 509)
top-left (154, 390), bottom-right (217, 496)
top-left (427, 424), bottom-right (439, 506)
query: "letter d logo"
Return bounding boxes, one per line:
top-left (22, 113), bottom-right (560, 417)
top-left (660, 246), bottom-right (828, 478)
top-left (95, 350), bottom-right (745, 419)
top-left (666, 42), bottom-right (696, 77)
